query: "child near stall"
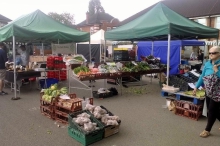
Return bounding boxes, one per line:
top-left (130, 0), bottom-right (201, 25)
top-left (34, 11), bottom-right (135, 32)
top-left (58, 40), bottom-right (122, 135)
top-left (183, 66), bottom-right (190, 77)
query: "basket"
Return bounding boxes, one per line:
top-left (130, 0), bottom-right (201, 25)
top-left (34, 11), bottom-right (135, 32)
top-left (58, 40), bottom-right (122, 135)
top-left (68, 110), bottom-right (104, 146)
top-left (55, 94), bottom-right (82, 112)
top-left (68, 126), bottom-right (103, 146)
top-left (87, 106), bottom-right (121, 138)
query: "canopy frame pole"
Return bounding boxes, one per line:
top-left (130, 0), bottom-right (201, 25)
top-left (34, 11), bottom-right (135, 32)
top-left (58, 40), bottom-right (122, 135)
top-left (75, 43), bottom-right (77, 55)
top-left (89, 40), bottom-right (91, 62)
top-left (104, 40), bottom-right (106, 62)
top-left (100, 43), bottom-right (102, 62)
top-left (166, 34), bottom-right (171, 85)
top-left (180, 46), bottom-right (182, 64)
top-left (11, 36), bottom-right (20, 100)
top-left (151, 41), bottom-right (154, 55)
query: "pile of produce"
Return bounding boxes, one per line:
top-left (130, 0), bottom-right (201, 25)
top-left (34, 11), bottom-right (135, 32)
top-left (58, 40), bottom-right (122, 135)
top-left (72, 112), bottom-right (100, 133)
top-left (63, 54), bottom-right (87, 65)
top-left (85, 104), bottom-right (120, 126)
top-left (73, 66), bottom-right (91, 76)
top-left (184, 89), bottom-right (205, 98)
top-left (121, 62), bottom-right (151, 72)
top-left (42, 84), bottom-right (68, 102)
top-left (73, 56), bottom-right (85, 62)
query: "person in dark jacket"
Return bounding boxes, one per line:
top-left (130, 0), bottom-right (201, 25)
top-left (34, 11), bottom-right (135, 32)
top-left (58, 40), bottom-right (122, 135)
top-left (0, 42), bottom-right (8, 95)
top-left (197, 49), bottom-right (204, 62)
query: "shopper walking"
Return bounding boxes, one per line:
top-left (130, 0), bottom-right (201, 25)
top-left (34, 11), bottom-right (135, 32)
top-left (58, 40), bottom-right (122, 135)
top-left (0, 42), bottom-right (8, 95)
top-left (193, 46), bottom-right (220, 138)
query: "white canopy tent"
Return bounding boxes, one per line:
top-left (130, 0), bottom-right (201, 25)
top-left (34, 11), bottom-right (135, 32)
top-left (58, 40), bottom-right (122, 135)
top-left (77, 29), bottom-right (112, 62)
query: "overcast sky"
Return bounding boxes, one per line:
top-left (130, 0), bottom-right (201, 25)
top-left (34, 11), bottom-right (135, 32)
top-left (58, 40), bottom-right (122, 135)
top-left (1, 0), bottom-right (161, 24)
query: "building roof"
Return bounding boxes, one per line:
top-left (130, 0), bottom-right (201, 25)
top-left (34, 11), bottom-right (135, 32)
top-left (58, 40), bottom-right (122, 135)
top-left (77, 12), bottom-right (115, 27)
top-left (120, 0), bottom-right (220, 26)
top-left (0, 14), bottom-right (11, 23)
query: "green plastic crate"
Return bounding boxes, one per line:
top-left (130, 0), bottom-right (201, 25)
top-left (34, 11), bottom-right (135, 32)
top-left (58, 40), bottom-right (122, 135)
top-left (68, 126), bottom-right (103, 146)
top-left (68, 110), bottom-right (104, 146)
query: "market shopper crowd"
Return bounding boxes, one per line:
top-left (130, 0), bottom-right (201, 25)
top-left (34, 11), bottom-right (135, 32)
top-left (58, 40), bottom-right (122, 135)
top-left (193, 46), bottom-right (220, 138)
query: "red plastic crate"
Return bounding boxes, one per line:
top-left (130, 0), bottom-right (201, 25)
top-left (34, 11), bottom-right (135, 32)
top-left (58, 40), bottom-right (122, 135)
top-left (175, 107), bottom-right (202, 121)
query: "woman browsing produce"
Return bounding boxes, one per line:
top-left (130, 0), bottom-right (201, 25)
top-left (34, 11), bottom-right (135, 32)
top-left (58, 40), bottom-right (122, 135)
top-left (193, 46), bottom-right (220, 138)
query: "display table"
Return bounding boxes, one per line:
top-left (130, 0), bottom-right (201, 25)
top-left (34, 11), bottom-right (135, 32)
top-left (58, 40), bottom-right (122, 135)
top-left (5, 71), bottom-right (41, 82)
top-left (5, 71), bottom-right (41, 95)
top-left (69, 68), bottom-right (167, 97)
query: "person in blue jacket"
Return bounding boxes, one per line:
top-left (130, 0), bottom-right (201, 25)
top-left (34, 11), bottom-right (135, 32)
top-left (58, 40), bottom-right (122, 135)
top-left (193, 46), bottom-right (220, 138)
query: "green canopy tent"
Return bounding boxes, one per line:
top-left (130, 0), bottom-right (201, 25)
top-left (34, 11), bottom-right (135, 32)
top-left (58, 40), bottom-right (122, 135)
top-left (0, 10), bottom-right (90, 43)
top-left (105, 2), bottom-right (219, 84)
top-left (0, 10), bottom-right (90, 100)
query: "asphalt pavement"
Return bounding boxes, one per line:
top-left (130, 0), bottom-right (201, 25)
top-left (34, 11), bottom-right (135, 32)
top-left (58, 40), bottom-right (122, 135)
top-left (0, 77), bottom-right (220, 146)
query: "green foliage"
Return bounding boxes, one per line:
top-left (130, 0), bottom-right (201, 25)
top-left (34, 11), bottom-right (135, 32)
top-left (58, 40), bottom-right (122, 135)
top-left (48, 12), bottom-right (75, 25)
top-left (88, 0), bottom-right (105, 15)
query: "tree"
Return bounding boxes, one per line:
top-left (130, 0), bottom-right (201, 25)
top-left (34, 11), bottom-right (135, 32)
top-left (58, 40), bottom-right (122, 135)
top-left (88, 0), bottom-right (105, 15)
top-left (48, 12), bottom-right (75, 25)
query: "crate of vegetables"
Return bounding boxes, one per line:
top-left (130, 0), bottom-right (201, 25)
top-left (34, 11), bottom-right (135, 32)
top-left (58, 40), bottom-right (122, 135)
top-left (40, 84), bottom-right (68, 105)
top-left (85, 104), bottom-right (121, 138)
top-left (55, 94), bottom-right (83, 113)
top-left (68, 110), bottom-right (104, 146)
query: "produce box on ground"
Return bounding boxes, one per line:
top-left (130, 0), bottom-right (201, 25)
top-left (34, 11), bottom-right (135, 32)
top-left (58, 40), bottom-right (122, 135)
top-left (175, 100), bottom-right (203, 121)
top-left (93, 91), bottom-right (113, 99)
top-left (85, 104), bottom-right (121, 138)
top-left (56, 94), bottom-right (82, 111)
top-left (68, 110), bottom-right (104, 146)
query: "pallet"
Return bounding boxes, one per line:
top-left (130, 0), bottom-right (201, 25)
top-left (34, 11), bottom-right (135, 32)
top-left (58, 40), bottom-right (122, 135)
top-left (161, 91), bottom-right (204, 105)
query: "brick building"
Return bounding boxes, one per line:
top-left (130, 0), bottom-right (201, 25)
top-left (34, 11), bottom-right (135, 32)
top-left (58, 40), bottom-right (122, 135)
top-left (76, 12), bottom-right (120, 34)
top-left (0, 14), bottom-right (11, 27)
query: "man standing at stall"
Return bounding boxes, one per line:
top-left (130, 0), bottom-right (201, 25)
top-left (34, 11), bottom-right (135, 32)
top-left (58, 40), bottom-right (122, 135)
top-left (0, 42), bottom-right (8, 95)
top-left (18, 45), bottom-right (31, 84)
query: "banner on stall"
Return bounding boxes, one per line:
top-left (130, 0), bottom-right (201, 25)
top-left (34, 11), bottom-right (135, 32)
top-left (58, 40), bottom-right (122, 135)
top-left (205, 40), bottom-right (220, 46)
top-left (52, 43), bottom-right (76, 54)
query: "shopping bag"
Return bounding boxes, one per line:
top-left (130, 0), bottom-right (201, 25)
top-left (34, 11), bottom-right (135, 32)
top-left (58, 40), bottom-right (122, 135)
top-left (203, 74), bottom-right (220, 102)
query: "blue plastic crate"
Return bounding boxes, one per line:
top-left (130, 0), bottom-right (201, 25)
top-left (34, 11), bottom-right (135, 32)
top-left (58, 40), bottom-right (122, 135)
top-left (39, 78), bottom-right (59, 89)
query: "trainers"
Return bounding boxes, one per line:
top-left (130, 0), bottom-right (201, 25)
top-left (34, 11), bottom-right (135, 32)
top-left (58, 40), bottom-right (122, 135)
top-left (0, 91), bottom-right (8, 95)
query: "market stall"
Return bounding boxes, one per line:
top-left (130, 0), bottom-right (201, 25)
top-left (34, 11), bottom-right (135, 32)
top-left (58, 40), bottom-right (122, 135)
top-left (137, 40), bottom-right (205, 75)
top-left (0, 9), bottom-right (90, 100)
top-left (105, 2), bottom-right (219, 85)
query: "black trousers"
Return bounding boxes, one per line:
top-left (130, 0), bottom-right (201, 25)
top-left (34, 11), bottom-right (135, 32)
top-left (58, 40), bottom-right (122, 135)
top-left (205, 96), bottom-right (220, 132)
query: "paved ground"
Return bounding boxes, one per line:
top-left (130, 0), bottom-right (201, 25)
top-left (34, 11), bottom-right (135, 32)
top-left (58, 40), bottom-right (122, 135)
top-left (0, 77), bottom-right (220, 146)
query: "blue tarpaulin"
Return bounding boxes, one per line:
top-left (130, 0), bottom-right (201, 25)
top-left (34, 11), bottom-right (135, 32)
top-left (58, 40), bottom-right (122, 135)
top-left (137, 40), bottom-right (205, 75)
